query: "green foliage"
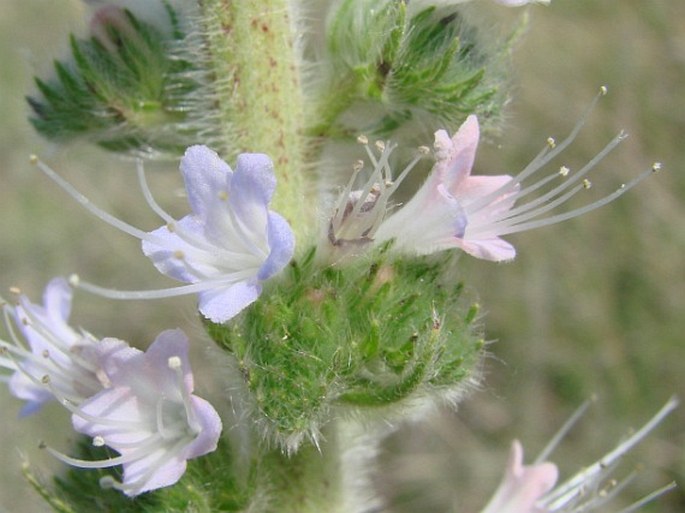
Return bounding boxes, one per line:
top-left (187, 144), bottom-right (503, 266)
top-left (310, 1), bottom-right (507, 142)
top-left (26, 437), bottom-right (251, 513)
top-left (206, 246), bottom-right (483, 451)
top-left (27, 7), bottom-right (213, 159)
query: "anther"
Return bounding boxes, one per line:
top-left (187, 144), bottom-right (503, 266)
top-left (357, 135), bottom-right (368, 145)
top-left (375, 140), bottom-right (386, 152)
top-left (353, 160), bottom-right (364, 172)
top-left (93, 436), bottom-right (105, 447)
top-left (29, 155), bottom-right (38, 165)
top-left (168, 356), bottom-right (182, 370)
top-left (42, 350), bottom-right (49, 359)
top-left (218, 191), bottom-right (228, 201)
top-left (417, 145), bottom-right (430, 155)
top-left (559, 166), bottom-right (570, 177)
top-left (652, 162), bottom-right (662, 172)
top-left (9, 286), bottom-right (21, 295)
top-left (173, 250), bottom-right (185, 260)
top-left (600, 85), bottom-right (608, 96)
top-left (583, 179), bottom-right (592, 189)
top-left (547, 137), bottom-right (556, 148)
top-left (68, 274), bottom-right (80, 288)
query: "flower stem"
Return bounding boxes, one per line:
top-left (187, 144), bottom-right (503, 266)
top-left (199, 0), bottom-right (310, 238)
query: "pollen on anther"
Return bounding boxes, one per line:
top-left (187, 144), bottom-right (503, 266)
top-left (9, 286), bottom-right (21, 295)
top-left (168, 356), bottom-right (182, 370)
top-left (353, 160), bottom-right (364, 172)
top-left (546, 137), bottom-right (556, 148)
top-left (600, 85), bottom-right (608, 96)
top-left (93, 436), bottom-right (105, 447)
top-left (652, 162), bottom-right (662, 172)
top-left (375, 140), bottom-right (386, 151)
top-left (357, 135), bottom-right (369, 145)
top-left (29, 155), bottom-right (38, 165)
top-left (559, 166), bottom-right (570, 177)
top-left (418, 145), bottom-right (430, 155)
top-left (68, 274), bottom-right (80, 287)
top-left (583, 179), bottom-right (592, 189)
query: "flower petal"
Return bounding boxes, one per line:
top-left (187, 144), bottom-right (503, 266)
top-left (180, 145), bottom-right (233, 219)
top-left (258, 212), bottom-right (295, 281)
top-left (198, 281), bottom-right (262, 323)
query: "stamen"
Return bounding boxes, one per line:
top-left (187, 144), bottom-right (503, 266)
top-left (168, 355), bottom-right (200, 434)
top-left (72, 276), bottom-right (238, 300)
top-left (464, 88), bottom-right (610, 215)
top-left (541, 396), bottom-right (678, 508)
top-left (618, 482), bottom-right (677, 513)
top-left (535, 397), bottom-right (594, 464)
top-left (32, 157), bottom-right (150, 241)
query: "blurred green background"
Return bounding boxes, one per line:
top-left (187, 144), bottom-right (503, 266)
top-left (1, 1), bottom-right (683, 512)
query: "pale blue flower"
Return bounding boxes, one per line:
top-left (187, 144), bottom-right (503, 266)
top-left (140, 146), bottom-right (295, 322)
top-left (33, 145), bottom-right (295, 323)
top-left (49, 329), bottom-right (222, 497)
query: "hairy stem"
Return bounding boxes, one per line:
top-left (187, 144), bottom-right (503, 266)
top-left (199, 0), bottom-right (310, 237)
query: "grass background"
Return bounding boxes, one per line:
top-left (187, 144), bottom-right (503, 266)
top-left (0, 1), bottom-right (683, 512)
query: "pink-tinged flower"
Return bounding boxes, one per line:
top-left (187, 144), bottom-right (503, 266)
top-left (374, 91), bottom-right (659, 261)
top-left (32, 145), bottom-right (295, 323)
top-left (480, 440), bottom-right (557, 513)
top-left (48, 329), bottom-right (222, 497)
top-left (481, 397), bottom-right (678, 513)
top-left (0, 278), bottom-right (105, 416)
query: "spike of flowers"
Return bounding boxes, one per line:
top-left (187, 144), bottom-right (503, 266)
top-left (330, 89), bottom-right (659, 262)
top-left (31, 145), bottom-right (295, 323)
top-left (0, 278), bottom-right (107, 415)
top-left (480, 397), bottom-right (678, 513)
top-left (45, 329), bottom-right (222, 497)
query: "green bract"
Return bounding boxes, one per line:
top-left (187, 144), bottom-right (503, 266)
top-left (27, 7), bottom-right (215, 158)
top-left (310, 1), bottom-right (507, 142)
top-left (206, 246), bottom-right (484, 452)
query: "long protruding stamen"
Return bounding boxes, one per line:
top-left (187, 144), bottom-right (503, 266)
top-left (541, 396), bottom-right (679, 508)
top-left (136, 160), bottom-right (176, 225)
top-left (464, 86), bottom-right (609, 215)
top-left (535, 398), bottom-right (593, 464)
top-left (618, 482), bottom-right (678, 513)
top-left (43, 435), bottom-right (161, 469)
top-left (70, 274), bottom-right (236, 300)
top-left (494, 131), bottom-right (626, 223)
top-left (491, 163), bottom-right (658, 237)
top-left (31, 156), bottom-right (150, 241)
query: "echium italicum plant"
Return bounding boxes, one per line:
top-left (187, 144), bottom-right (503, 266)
top-left (0, 0), bottom-right (678, 512)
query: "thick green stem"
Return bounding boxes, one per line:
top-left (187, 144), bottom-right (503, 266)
top-left (252, 421), bottom-right (384, 513)
top-left (199, 0), bottom-right (310, 237)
